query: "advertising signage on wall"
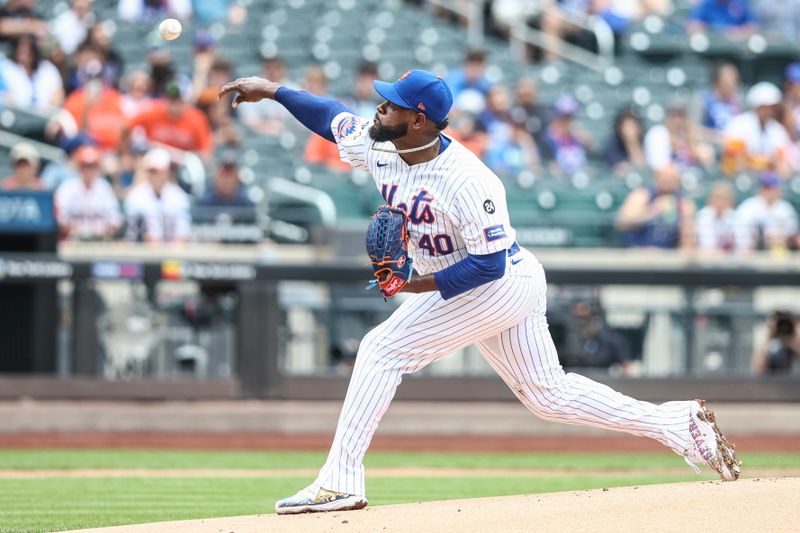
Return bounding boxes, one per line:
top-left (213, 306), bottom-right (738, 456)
top-left (0, 191), bottom-right (56, 233)
top-left (0, 258), bottom-right (72, 279)
top-left (161, 260), bottom-right (257, 281)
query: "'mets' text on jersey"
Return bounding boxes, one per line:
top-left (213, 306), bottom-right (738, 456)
top-left (331, 113), bottom-right (516, 276)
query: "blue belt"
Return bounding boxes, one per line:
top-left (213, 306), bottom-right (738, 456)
top-left (507, 242), bottom-right (520, 257)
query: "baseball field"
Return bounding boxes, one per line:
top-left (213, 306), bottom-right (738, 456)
top-left (2, 448), bottom-right (799, 532)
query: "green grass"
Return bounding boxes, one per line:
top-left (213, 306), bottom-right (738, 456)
top-left (0, 449), bottom-right (797, 532)
top-left (0, 449), bottom-right (798, 470)
top-left (0, 474), bottom-right (708, 533)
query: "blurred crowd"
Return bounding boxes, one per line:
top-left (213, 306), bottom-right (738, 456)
top-left (0, 0), bottom-right (255, 244)
top-left (256, 44), bottom-right (800, 255)
top-left (608, 68), bottom-right (800, 255)
top-left (488, 0), bottom-right (800, 51)
top-left (0, 0), bottom-right (798, 255)
top-left (438, 43), bottom-right (800, 254)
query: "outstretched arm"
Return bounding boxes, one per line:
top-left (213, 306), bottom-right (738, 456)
top-left (219, 77), bottom-right (352, 143)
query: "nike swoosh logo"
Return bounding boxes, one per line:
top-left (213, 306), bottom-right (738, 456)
top-left (511, 258), bottom-right (523, 265)
top-left (377, 162), bottom-right (389, 167)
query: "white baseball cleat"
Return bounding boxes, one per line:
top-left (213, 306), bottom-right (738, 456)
top-left (683, 399), bottom-right (741, 481)
top-left (275, 483), bottom-right (368, 515)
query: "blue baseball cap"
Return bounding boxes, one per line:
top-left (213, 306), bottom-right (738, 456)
top-left (373, 70), bottom-right (453, 125)
top-left (786, 62), bottom-right (800, 84)
top-left (553, 95), bottom-right (579, 116)
top-left (759, 171), bottom-right (782, 188)
top-left (194, 30), bottom-right (215, 50)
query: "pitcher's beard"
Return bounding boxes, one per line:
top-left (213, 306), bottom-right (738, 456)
top-left (368, 122), bottom-right (408, 142)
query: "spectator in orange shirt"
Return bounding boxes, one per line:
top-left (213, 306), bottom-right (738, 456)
top-left (196, 58), bottom-right (233, 108)
top-left (445, 108), bottom-right (488, 158)
top-left (303, 66), bottom-right (350, 173)
top-left (1, 142), bottom-right (43, 191)
top-left (123, 80), bottom-right (214, 163)
top-left (305, 133), bottom-right (351, 173)
top-left (63, 59), bottom-right (127, 151)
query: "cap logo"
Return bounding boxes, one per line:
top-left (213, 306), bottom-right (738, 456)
top-left (398, 70), bottom-right (412, 81)
top-left (417, 102), bottom-right (426, 111)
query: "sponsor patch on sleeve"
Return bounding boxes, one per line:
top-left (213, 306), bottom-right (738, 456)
top-left (336, 115), bottom-right (360, 141)
top-left (483, 224), bottom-right (507, 242)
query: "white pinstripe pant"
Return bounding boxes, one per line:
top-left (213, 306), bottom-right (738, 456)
top-left (315, 249), bottom-right (692, 496)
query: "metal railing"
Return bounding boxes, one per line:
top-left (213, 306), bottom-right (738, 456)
top-left (0, 129), bottom-right (66, 163)
top-left (510, 14), bottom-right (615, 71)
top-left (425, 0), bottom-right (486, 48)
top-left (265, 177), bottom-right (338, 227)
top-left (425, 0), bottom-right (615, 71)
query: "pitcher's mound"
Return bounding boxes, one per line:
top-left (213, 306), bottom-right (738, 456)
top-left (70, 477), bottom-right (799, 533)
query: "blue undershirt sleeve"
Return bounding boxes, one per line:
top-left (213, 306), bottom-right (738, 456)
top-left (274, 86), bottom-right (352, 143)
top-left (433, 250), bottom-right (506, 300)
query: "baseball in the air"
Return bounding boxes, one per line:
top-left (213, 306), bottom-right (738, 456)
top-left (158, 18), bottom-right (182, 41)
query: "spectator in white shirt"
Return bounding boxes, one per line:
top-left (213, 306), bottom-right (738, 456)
top-left (735, 172), bottom-right (799, 252)
top-left (124, 147), bottom-right (191, 243)
top-left (50, 0), bottom-right (95, 56)
top-left (724, 82), bottom-right (793, 178)
top-left (55, 145), bottom-right (122, 240)
top-left (644, 103), bottom-right (714, 171)
top-left (695, 181), bottom-right (737, 252)
top-left (0, 34), bottom-right (64, 111)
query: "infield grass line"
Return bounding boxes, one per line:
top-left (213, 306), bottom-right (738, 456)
top-left (0, 450), bottom-right (797, 470)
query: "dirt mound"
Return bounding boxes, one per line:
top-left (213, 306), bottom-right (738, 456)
top-left (66, 477), bottom-right (798, 533)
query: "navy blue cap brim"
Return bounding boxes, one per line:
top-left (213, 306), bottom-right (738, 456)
top-left (373, 80), bottom-right (413, 110)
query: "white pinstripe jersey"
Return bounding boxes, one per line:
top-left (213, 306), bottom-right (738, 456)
top-left (331, 112), bottom-right (517, 276)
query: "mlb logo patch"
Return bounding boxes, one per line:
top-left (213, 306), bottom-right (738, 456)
top-left (337, 115), bottom-right (359, 140)
top-left (483, 225), bottom-right (506, 242)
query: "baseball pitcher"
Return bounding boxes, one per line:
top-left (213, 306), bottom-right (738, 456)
top-left (219, 69), bottom-right (740, 515)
